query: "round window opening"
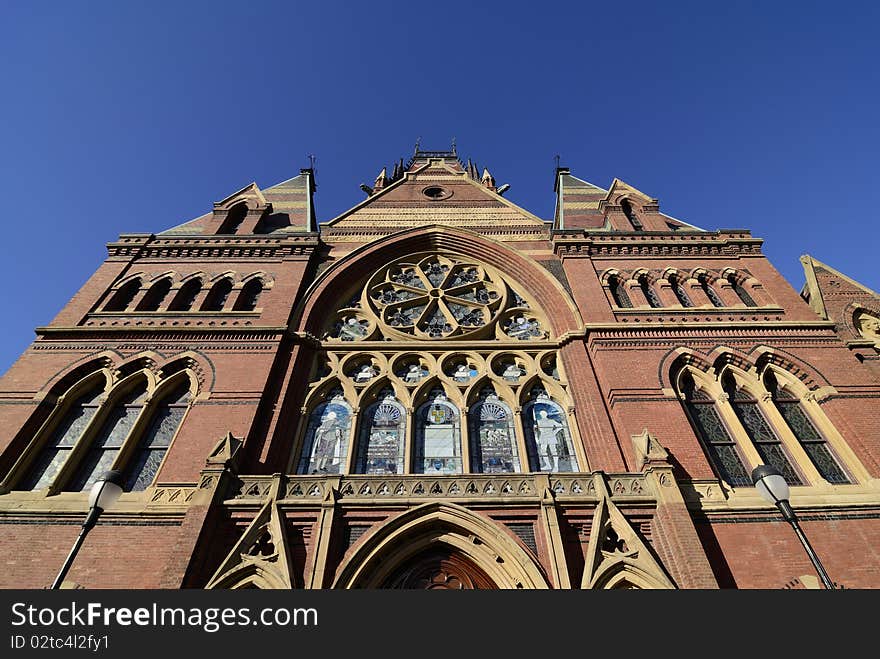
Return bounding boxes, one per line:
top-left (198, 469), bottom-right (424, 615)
top-left (422, 186), bottom-right (451, 200)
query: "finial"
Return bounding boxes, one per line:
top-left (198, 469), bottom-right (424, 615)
top-left (414, 136), bottom-right (421, 156)
top-left (308, 153), bottom-right (316, 170)
top-left (554, 154), bottom-right (560, 170)
top-left (451, 136), bottom-right (457, 155)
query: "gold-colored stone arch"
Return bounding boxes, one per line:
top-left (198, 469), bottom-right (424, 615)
top-left (332, 502), bottom-right (551, 589)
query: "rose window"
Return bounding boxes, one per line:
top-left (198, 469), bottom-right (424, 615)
top-left (367, 255), bottom-right (505, 340)
top-left (324, 253), bottom-right (549, 341)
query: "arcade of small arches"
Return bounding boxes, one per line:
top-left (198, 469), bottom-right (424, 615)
top-left (100, 271), bottom-right (272, 314)
top-left (603, 267), bottom-right (769, 310)
top-left (670, 352), bottom-right (868, 490)
top-left (292, 348), bottom-right (582, 477)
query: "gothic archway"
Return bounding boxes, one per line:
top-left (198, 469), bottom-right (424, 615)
top-left (382, 546), bottom-right (498, 589)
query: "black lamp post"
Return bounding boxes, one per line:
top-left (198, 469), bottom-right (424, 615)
top-left (750, 464), bottom-right (835, 589)
top-left (51, 470), bottom-right (124, 589)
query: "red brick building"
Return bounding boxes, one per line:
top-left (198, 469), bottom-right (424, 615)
top-left (1, 146), bottom-right (878, 589)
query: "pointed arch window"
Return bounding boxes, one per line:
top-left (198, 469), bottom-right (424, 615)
top-left (722, 375), bottom-right (801, 485)
top-left (522, 389), bottom-right (578, 472)
top-left (414, 389), bottom-right (462, 474)
top-left (468, 388), bottom-right (520, 473)
top-left (168, 279), bottom-right (202, 311)
top-left (136, 278), bottom-right (172, 312)
top-left (699, 274), bottom-right (725, 308)
top-left (609, 275), bottom-right (632, 309)
top-left (297, 389), bottom-right (352, 475)
top-left (234, 279), bottom-right (263, 311)
top-left (355, 390), bottom-right (406, 474)
top-left (670, 275), bottom-right (693, 307)
top-left (66, 381), bottom-right (148, 492)
top-left (20, 382), bottom-right (104, 490)
top-left (764, 372), bottom-right (850, 484)
top-left (620, 198), bottom-right (643, 230)
top-left (638, 275), bottom-right (662, 308)
top-left (679, 372), bottom-right (751, 486)
top-left (728, 274), bottom-right (758, 307)
top-left (122, 381), bottom-right (190, 491)
top-left (201, 278), bottom-right (233, 311)
top-left (104, 278), bottom-right (141, 312)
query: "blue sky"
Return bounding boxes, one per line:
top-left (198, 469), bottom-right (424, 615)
top-left (1, 1), bottom-right (878, 376)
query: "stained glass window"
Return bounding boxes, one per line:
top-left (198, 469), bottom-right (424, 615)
top-left (123, 382), bottom-right (190, 491)
top-left (639, 276), bottom-right (662, 308)
top-left (681, 373), bottom-right (751, 487)
top-left (355, 391), bottom-right (406, 474)
top-left (66, 382), bottom-right (148, 491)
top-left (20, 383), bottom-right (104, 490)
top-left (723, 377), bottom-right (801, 485)
top-left (700, 275), bottom-right (724, 308)
top-left (610, 276), bottom-right (632, 308)
top-left (523, 390), bottom-right (578, 472)
top-left (298, 389), bottom-right (352, 475)
top-left (469, 389), bottom-right (520, 473)
top-left (671, 276), bottom-right (693, 307)
top-left (729, 275), bottom-right (758, 307)
top-left (766, 375), bottom-right (849, 484)
top-left (414, 390), bottom-right (462, 474)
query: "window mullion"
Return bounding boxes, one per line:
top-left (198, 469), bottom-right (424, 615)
top-left (755, 394), bottom-right (824, 486)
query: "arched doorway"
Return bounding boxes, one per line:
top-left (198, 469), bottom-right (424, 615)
top-left (383, 546), bottom-right (498, 589)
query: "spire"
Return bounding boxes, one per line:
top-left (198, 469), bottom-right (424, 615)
top-left (481, 168), bottom-right (496, 192)
top-left (374, 167), bottom-right (388, 191)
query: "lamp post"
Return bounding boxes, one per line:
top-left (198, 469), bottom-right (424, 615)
top-left (750, 465), bottom-right (835, 589)
top-left (51, 470), bottom-right (124, 589)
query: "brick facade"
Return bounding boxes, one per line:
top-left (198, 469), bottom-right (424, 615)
top-left (1, 151), bottom-right (877, 589)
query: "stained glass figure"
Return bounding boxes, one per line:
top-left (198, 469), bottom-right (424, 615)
top-left (353, 364), bottom-right (378, 383)
top-left (123, 382), bottom-right (190, 491)
top-left (298, 389), bottom-right (352, 475)
top-left (414, 390), bottom-right (462, 474)
top-left (400, 363), bottom-right (429, 384)
top-left (451, 362), bottom-right (478, 383)
top-left (501, 362), bottom-right (524, 382)
top-left (20, 382), bottom-right (104, 490)
top-left (523, 390), bottom-right (578, 472)
top-left (331, 317), bottom-right (369, 341)
top-left (503, 315), bottom-right (543, 340)
top-left (469, 389), bottom-right (520, 473)
top-left (355, 391), bottom-right (406, 474)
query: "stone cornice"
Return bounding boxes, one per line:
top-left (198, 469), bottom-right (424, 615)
top-left (553, 230), bottom-right (763, 258)
top-left (34, 326), bottom-right (288, 342)
top-left (107, 233), bottom-right (321, 259)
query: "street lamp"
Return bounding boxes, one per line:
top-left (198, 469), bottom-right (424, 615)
top-left (750, 464), bottom-right (835, 589)
top-left (51, 470), bottom-right (124, 589)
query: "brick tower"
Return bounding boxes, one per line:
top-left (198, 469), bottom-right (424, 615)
top-left (1, 145), bottom-right (878, 589)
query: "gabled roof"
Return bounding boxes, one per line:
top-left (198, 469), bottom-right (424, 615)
top-left (160, 170), bottom-right (316, 235)
top-left (800, 254), bottom-right (880, 320)
top-left (323, 156), bottom-right (545, 234)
